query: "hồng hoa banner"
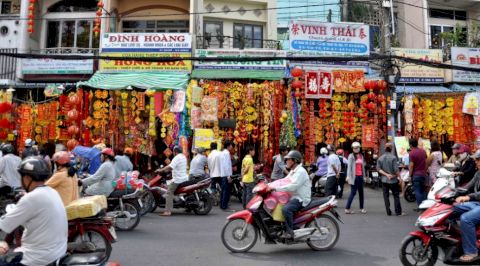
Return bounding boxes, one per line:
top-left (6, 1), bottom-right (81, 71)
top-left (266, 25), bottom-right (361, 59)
top-left (451, 47), bottom-right (480, 82)
top-left (99, 52), bottom-right (192, 72)
top-left (392, 48), bottom-right (444, 83)
top-left (288, 21), bottom-right (370, 56)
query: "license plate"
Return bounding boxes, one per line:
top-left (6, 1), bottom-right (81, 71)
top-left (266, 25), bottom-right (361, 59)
top-left (137, 199), bottom-right (143, 208)
top-left (109, 226), bottom-right (117, 240)
top-left (372, 172), bottom-right (379, 177)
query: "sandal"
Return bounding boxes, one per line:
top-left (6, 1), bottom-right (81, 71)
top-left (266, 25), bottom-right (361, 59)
top-left (360, 209), bottom-right (367, 214)
top-left (460, 254), bottom-right (477, 262)
top-left (345, 209), bottom-right (354, 214)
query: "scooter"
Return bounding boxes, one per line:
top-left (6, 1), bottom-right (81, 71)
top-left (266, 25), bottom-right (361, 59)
top-left (106, 189), bottom-right (143, 231)
top-left (399, 187), bottom-right (480, 265)
top-left (230, 174), bottom-right (243, 203)
top-left (221, 181), bottom-right (342, 253)
top-left (418, 168), bottom-right (456, 210)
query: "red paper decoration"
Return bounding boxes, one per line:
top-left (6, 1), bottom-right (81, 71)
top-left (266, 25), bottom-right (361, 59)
top-left (0, 118), bottom-right (9, 128)
top-left (0, 132), bottom-right (7, 140)
top-left (27, 0), bottom-right (35, 34)
top-left (67, 139), bottom-right (79, 151)
top-left (376, 80), bottom-right (387, 91)
top-left (364, 80), bottom-right (376, 91)
top-left (68, 125), bottom-right (80, 135)
top-left (94, 1), bottom-right (103, 35)
top-left (68, 94), bottom-right (80, 105)
top-left (291, 67), bottom-right (303, 78)
top-left (0, 102), bottom-right (12, 114)
top-left (291, 79), bottom-right (303, 89)
top-left (67, 109), bottom-right (79, 121)
top-left (367, 102), bottom-right (376, 111)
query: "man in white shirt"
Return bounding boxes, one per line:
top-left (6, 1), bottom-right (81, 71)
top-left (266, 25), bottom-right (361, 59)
top-left (220, 141), bottom-right (234, 211)
top-left (208, 142), bottom-right (222, 193)
top-left (326, 145), bottom-right (341, 197)
top-left (156, 146), bottom-right (188, 216)
top-left (0, 144), bottom-right (22, 196)
top-left (190, 148), bottom-right (208, 179)
top-left (272, 150), bottom-right (311, 239)
top-left (0, 157), bottom-right (67, 265)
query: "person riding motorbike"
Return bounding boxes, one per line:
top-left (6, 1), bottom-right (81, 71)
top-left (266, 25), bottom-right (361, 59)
top-left (79, 148), bottom-right (116, 197)
top-left (114, 148), bottom-right (134, 177)
top-left (270, 150), bottom-right (311, 239)
top-left (452, 150), bottom-right (480, 263)
top-left (0, 144), bottom-right (22, 196)
top-left (189, 148), bottom-right (208, 180)
top-left (453, 144), bottom-right (476, 186)
top-left (20, 139), bottom-right (38, 159)
top-left (311, 147), bottom-right (328, 195)
top-left (46, 151), bottom-right (79, 206)
top-left (0, 157), bottom-right (68, 265)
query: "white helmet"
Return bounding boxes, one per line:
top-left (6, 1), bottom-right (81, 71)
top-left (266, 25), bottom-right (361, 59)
top-left (25, 138), bottom-right (33, 147)
top-left (320, 147), bottom-right (328, 155)
top-left (352, 142), bottom-right (361, 149)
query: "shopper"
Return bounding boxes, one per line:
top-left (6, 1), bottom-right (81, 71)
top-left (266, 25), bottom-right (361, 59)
top-left (345, 142), bottom-right (367, 214)
top-left (336, 149), bottom-right (348, 199)
top-left (426, 140), bottom-right (442, 186)
top-left (241, 146), bottom-right (255, 209)
top-left (325, 145), bottom-right (341, 197)
top-left (408, 138), bottom-right (428, 208)
top-left (377, 143), bottom-right (403, 216)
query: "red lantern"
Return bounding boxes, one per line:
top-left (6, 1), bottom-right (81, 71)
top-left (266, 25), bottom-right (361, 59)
top-left (0, 132), bottom-right (7, 139)
top-left (96, 10), bottom-right (102, 16)
top-left (291, 67), bottom-right (303, 78)
top-left (97, 1), bottom-right (104, 7)
top-left (67, 109), bottom-right (79, 121)
top-left (377, 94), bottom-right (385, 102)
top-left (66, 139), bottom-right (79, 151)
top-left (291, 79), bottom-right (303, 89)
top-left (367, 102), bottom-right (375, 111)
top-left (376, 80), bottom-right (387, 91)
top-left (364, 80), bottom-right (376, 91)
top-left (68, 125), bottom-right (80, 135)
top-left (368, 92), bottom-right (376, 100)
top-left (28, 4), bottom-right (34, 11)
top-left (0, 119), bottom-right (9, 128)
top-left (69, 94), bottom-right (80, 105)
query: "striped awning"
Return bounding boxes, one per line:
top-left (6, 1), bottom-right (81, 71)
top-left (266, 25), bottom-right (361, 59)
top-left (77, 72), bottom-right (189, 90)
top-left (395, 85), bottom-right (452, 94)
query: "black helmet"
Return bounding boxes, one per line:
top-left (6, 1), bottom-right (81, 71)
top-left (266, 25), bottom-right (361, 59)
top-left (2, 144), bottom-right (14, 154)
top-left (284, 150), bottom-right (302, 163)
top-left (18, 157), bottom-right (51, 181)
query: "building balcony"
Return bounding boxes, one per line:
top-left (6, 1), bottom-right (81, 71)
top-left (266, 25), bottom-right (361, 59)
top-left (0, 48), bottom-right (17, 82)
top-left (195, 35), bottom-right (282, 50)
top-left (40, 47), bottom-right (99, 55)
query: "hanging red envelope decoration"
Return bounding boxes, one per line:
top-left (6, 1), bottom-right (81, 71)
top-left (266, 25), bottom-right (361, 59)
top-left (318, 71), bottom-right (333, 99)
top-left (305, 71), bottom-right (319, 99)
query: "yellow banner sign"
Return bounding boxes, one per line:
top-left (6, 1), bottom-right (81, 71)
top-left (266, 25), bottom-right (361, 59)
top-left (99, 52), bottom-right (192, 72)
top-left (392, 48), bottom-right (444, 83)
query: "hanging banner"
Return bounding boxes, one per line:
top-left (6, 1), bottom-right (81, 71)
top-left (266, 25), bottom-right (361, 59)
top-left (170, 90), bottom-right (186, 113)
top-left (319, 71), bottom-right (333, 99)
top-left (193, 128), bottom-right (215, 149)
top-left (22, 57), bottom-right (94, 74)
top-left (194, 49), bottom-right (286, 70)
top-left (362, 124), bottom-right (376, 148)
top-left (191, 106), bottom-right (202, 129)
top-left (99, 53), bottom-right (191, 72)
top-left (305, 71), bottom-right (319, 99)
top-left (201, 96), bottom-right (218, 122)
top-left (451, 47), bottom-right (480, 82)
top-left (392, 48), bottom-right (444, 83)
top-left (331, 69), bottom-right (365, 93)
top-left (462, 93), bottom-right (480, 116)
top-left (289, 21), bottom-right (370, 56)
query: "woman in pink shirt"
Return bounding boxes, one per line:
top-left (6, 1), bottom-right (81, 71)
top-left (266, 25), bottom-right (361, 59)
top-left (345, 142), bottom-right (367, 214)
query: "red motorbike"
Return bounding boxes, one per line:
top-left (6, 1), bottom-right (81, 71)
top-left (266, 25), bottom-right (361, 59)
top-left (142, 173), bottom-right (213, 215)
top-left (399, 187), bottom-right (480, 265)
top-left (220, 181), bottom-right (342, 252)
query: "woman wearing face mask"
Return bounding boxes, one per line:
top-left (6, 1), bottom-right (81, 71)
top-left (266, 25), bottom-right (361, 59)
top-left (345, 142), bottom-right (367, 214)
top-left (453, 145), bottom-right (476, 186)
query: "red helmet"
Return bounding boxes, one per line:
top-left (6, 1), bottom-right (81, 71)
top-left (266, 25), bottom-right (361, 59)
top-left (52, 151), bottom-right (71, 165)
top-left (336, 149), bottom-right (344, 155)
top-left (124, 147), bottom-right (134, 156)
top-left (101, 148), bottom-right (115, 157)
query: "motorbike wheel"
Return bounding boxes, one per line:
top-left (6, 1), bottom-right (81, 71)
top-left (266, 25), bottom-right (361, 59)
top-left (139, 190), bottom-right (157, 216)
top-left (221, 218), bottom-right (258, 253)
top-left (113, 202), bottom-right (141, 231)
top-left (307, 214), bottom-right (340, 251)
top-left (399, 235), bottom-right (438, 266)
top-left (193, 193), bottom-right (213, 215)
top-left (70, 229), bottom-right (112, 260)
top-left (405, 185), bottom-right (416, 203)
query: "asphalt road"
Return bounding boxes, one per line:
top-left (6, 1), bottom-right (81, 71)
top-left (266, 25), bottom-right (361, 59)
top-left (110, 186), bottom-right (420, 266)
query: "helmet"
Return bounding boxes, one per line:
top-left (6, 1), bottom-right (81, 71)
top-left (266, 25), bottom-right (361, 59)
top-left (173, 146), bottom-right (182, 153)
top-left (101, 148), bottom-right (115, 157)
top-left (284, 150), bottom-right (302, 163)
top-left (452, 143), bottom-right (462, 150)
top-left (326, 144), bottom-right (335, 152)
top-left (2, 144), bottom-right (14, 154)
top-left (472, 150), bottom-right (480, 160)
top-left (124, 147), bottom-right (134, 156)
top-left (25, 139), bottom-right (33, 147)
top-left (18, 157), bottom-right (51, 181)
top-left (320, 147), bottom-right (328, 155)
top-left (52, 151), bottom-right (71, 165)
top-left (336, 149), bottom-right (344, 155)
top-left (352, 142), bottom-right (361, 149)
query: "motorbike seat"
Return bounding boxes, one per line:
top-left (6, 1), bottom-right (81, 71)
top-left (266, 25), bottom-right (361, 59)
top-left (299, 198), bottom-right (330, 212)
top-left (59, 251), bottom-right (106, 265)
top-left (109, 188), bottom-right (136, 198)
top-left (174, 178), bottom-right (207, 193)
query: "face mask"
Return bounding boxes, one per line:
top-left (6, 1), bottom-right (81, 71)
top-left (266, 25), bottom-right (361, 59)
top-left (459, 153), bottom-right (467, 161)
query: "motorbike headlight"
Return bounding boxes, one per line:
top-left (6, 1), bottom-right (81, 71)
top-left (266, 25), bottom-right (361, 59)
top-left (416, 212), bottom-right (449, 227)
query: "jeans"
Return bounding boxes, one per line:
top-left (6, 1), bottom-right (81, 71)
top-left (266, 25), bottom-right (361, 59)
top-left (165, 182), bottom-right (180, 212)
top-left (242, 182), bottom-right (255, 209)
top-left (346, 176), bottom-right (364, 209)
top-left (325, 175), bottom-right (338, 197)
top-left (453, 201), bottom-right (480, 255)
top-left (412, 176), bottom-right (426, 206)
top-left (220, 176), bottom-right (231, 210)
top-left (210, 177), bottom-right (221, 193)
top-left (382, 182), bottom-right (402, 215)
top-left (0, 251), bottom-right (24, 265)
top-left (337, 174), bottom-right (346, 198)
top-left (282, 198), bottom-right (303, 234)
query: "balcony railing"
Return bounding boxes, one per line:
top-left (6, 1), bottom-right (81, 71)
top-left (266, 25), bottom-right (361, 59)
top-left (0, 48), bottom-right (17, 81)
top-left (40, 47), bottom-right (100, 55)
top-left (196, 35), bottom-right (282, 50)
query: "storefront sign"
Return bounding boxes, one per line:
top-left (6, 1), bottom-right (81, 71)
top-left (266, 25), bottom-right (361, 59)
top-left (99, 52), bottom-right (191, 72)
top-left (193, 128), bottom-right (215, 149)
top-left (22, 58), bottom-right (94, 74)
top-left (194, 49), bottom-right (286, 70)
top-left (101, 33), bottom-right (191, 52)
top-left (392, 48), bottom-right (444, 83)
top-left (305, 71), bottom-right (332, 99)
top-left (362, 124), bottom-right (376, 148)
top-left (289, 21), bottom-right (370, 56)
top-left (452, 47), bottom-right (480, 82)
top-left (463, 92), bottom-right (480, 116)
top-left (331, 69), bottom-right (365, 93)
top-left (394, 136), bottom-right (410, 158)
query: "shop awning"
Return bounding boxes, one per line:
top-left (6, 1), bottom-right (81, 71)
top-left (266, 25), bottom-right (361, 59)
top-left (191, 69), bottom-right (284, 80)
top-left (77, 72), bottom-right (189, 90)
top-left (449, 84), bottom-right (480, 92)
top-left (396, 85), bottom-right (452, 94)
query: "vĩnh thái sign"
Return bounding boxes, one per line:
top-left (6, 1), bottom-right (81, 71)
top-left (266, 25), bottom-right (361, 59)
top-left (99, 33), bottom-right (192, 72)
top-left (288, 21), bottom-right (370, 56)
top-left (451, 47), bottom-right (480, 82)
top-left (194, 49), bottom-right (286, 70)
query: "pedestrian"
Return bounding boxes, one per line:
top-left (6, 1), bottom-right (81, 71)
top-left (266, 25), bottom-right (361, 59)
top-left (271, 145), bottom-right (289, 180)
top-left (408, 138), bottom-right (427, 208)
top-left (399, 148), bottom-right (410, 197)
top-left (220, 141), bottom-right (234, 211)
top-left (312, 147), bottom-right (328, 195)
top-left (189, 148), bottom-right (208, 180)
top-left (156, 146), bottom-right (188, 216)
top-left (377, 143), bottom-right (404, 216)
top-left (207, 142), bottom-right (222, 195)
top-left (241, 146), bottom-right (255, 209)
top-left (325, 145), bottom-right (341, 197)
top-left (426, 140), bottom-right (442, 186)
top-left (336, 149), bottom-right (348, 199)
top-left (345, 142), bottom-right (367, 214)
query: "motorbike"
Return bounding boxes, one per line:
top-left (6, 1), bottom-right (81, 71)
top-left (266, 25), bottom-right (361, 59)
top-left (367, 164), bottom-right (381, 189)
top-left (418, 168), bottom-right (457, 211)
top-left (404, 181), bottom-right (416, 203)
top-left (221, 181), bottom-right (342, 253)
top-left (308, 164), bottom-right (327, 197)
top-left (106, 189), bottom-right (143, 231)
top-left (230, 174), bottom-right (243, 203)
top-left (146, 173), bottom-right (213, 215)
top-left (399, 187), bottom-right (480, 265)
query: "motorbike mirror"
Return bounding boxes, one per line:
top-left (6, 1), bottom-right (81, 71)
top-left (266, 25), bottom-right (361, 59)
top-left (5, 204), bottom-right (15, 214)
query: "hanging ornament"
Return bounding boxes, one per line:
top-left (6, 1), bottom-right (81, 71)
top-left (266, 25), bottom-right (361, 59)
top-left (27, 0), bottom-right (35, 34)
top-left (291, 67), bottom-right (303, 78)
top-left (291, 79), bottom-right (303, 89)
top-left (94, 1), bottom-right (103, 36)
top-left (376, 80), bottom-right (388, 92)
top-left (364, 80), bottom-right (376, 91)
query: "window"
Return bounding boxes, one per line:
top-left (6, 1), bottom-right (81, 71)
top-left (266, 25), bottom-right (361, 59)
top-left (46, 20), bottom-right (99, 49)
top-left (233, 24), bottom-right (263, 49)
top-left (203, 21), bottom-right (223, 48)
top-left (430, 25), bottom-right (467, 48)
top-left (429, 8), bottom-right (467, 21)
top-left (122, 20), bottom-right (189, 33)
top-left (1, 1), bottom-right (11, 14)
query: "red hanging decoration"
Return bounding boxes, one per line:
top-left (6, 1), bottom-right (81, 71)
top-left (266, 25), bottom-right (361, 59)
top-left (27, 1), bottom-right (35, 34)
top-left (94, 1), bottom-right (103, 36)
top-left (364, 80), bottom-right (376, 91)
top-left (291, 79), bottom-right (303, 89)
top-left (376, 80), bottom-right (387, 92)
top-left (291, 67), bottom-right (303, 78)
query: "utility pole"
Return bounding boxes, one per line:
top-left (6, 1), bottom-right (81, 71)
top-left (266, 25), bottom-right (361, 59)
top-left (342, 0), bottom-right (349, 22)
